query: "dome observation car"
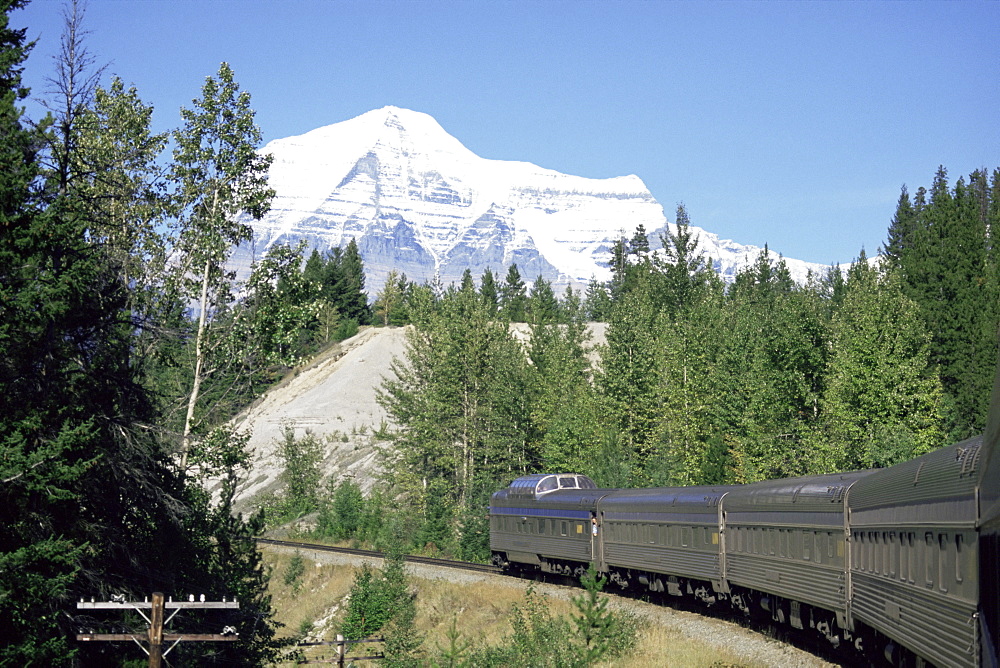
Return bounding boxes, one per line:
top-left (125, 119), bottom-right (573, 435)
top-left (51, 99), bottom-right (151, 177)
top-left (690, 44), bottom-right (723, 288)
top-left (505, 473), bottom-right (597, 500)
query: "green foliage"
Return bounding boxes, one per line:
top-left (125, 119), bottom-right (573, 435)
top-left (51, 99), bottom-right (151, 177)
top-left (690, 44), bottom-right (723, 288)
top-left (283, 551), bottom-right (306, 590)
top-left (464, 573), bottom-right (637, 668)
top-left (889, 166), bottom-right (1000, 439)
top-left (479, 267), bottom-right (499, 315)
top-left (810, 257), bottom-right (944, 470)
top-left (584, 278), bottom-right (613, 321)
top-left (340, 548), bottom-right (411, 640)
top-left (375, 269), bottom-right (405, 326)
top-left (569, 564), bottom-right (637, 665)
top-left (468, 584), bottom-right (570, 667)
top-left (500, 263), bottom-right (528, 322)
top-left (379, 543), bottom-right (423, 666)
top-left (317, 478), bottom-right (365, 540)
top-left (264, 427), bottom-right (324, 523)
top-left (430, 616), bottom-right (475, 667)
top-left (0, 9), bottom-right (288, 662)
top-left (379, 278), bottom-right (534, 509)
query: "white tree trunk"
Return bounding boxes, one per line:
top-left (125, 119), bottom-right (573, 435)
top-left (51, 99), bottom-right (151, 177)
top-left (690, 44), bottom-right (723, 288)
top-left (180, 258), bottom-right (212, 471)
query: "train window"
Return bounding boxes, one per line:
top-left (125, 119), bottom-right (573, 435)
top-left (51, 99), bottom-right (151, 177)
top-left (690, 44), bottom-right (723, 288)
top-left (803, 531), bottom-right (811, 561)
top-left (938, 534), bottom-right (948, 592)
top-left (815, 533), bottom-right (823, 564)
top-left (907, 533), bottom-right (916, 584)
top-left (888, 533), bottom-right (897, 578)
top-left (955, 534), bottom-right (964, 583)
top-left (873, 532), bottom-right (880, 574)
top-left (882, 533), bottom-right (890, 575)
top-left (681, 527), bottom-right (690, 547)
top-left (560, 521), bottom-right (568, 537)
top-left (898, 532), bottom-right (906, 581)
top-left (925, 532), bottom-right (935, 587)
top-left (650, 525), bottom-right (657, 545)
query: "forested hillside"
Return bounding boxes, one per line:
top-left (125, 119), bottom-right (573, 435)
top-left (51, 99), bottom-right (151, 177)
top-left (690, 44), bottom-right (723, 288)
top-left (335, 179), bottom-right (1000, 564)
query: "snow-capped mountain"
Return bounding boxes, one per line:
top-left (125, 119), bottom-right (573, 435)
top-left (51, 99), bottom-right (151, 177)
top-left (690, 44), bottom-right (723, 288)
top-left (235, 106), bottom-right (827, 295)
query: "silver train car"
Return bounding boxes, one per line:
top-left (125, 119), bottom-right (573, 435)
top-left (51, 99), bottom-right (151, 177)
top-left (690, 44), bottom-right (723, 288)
top-left (490, 439), bottom-right (999, 666)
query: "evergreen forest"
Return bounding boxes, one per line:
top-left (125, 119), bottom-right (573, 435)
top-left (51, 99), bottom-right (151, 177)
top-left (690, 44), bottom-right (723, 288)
top-left (2, 0), bottom-right (999, 663)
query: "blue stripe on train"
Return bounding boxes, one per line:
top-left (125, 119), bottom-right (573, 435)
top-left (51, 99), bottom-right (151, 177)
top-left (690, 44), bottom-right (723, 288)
top-left (490, 507), bottom-right (591, 519)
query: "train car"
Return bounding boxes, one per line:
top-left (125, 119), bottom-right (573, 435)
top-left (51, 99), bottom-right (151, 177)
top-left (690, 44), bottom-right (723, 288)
top-left (489, 473), bottom-right (607, 576)
top-left (848, 436), bottom-right (984, 666)
top-left (596, 486), bottom-right (731, 604)
top-left (981, 370), bottom-right (1000, 667)
top-left (722, 471), bottom-right (871, 647)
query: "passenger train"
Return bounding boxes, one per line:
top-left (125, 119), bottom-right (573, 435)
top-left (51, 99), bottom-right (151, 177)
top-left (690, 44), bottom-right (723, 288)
top-left (490, 370), bottom-right (1000, 666)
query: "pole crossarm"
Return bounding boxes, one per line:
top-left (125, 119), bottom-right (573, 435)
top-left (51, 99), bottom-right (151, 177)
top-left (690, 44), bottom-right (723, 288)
top-left (77, 634), bottom-right (238, 642)
top-left (77, 600), bottom-right (239, 610)
top-left (74, 592), bottom-right (240, 668)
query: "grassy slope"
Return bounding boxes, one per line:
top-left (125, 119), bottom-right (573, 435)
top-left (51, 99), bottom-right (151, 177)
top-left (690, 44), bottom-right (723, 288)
top-left (262, 547), bottom-right (830, 667)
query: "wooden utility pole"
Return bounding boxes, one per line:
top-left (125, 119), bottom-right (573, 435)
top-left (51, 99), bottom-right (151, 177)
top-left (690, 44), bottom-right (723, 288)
top-left (76, 592), bottom-right (239, 667)
top-left (149, 592), bottom-right (164, 668)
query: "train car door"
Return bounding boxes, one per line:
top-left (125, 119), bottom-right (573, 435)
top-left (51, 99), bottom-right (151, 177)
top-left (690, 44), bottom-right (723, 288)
top-left (591, 510), bottom-right (606, 572)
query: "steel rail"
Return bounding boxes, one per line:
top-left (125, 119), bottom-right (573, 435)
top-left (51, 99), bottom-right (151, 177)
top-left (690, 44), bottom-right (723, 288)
top-left (256, 538), bottom-right (501, 575)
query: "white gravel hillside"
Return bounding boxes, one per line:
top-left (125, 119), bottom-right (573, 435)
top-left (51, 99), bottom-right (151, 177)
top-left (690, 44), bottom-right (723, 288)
top-left (221, 323), bottom-right (608, 515)
top-left (222, 326), bottom-right (408, 514)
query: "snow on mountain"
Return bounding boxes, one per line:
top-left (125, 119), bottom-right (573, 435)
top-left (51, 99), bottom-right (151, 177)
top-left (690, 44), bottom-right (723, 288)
top-left (234, 106), bottom-right (828, 295)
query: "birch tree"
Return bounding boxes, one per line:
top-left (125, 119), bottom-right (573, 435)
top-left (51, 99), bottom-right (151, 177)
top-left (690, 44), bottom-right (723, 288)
top-left (170, 62), bottom-right (274, 469)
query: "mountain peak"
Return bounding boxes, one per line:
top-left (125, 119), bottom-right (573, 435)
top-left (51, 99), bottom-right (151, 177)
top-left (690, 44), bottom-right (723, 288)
top-left (242, 108), bottom-right (828, 295)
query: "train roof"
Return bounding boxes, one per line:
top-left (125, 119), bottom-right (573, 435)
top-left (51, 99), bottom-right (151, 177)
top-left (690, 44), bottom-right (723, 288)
top-left (599, 485), bottom-right (733, 509)
top-left (849, 435), bottom-right (982, 527)
top-left (501, 473), bottom-right (597, 500)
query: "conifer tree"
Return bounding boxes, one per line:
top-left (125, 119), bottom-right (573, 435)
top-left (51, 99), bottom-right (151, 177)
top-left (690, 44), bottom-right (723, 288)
top-left (598, 274), bottom-right (661, 482)
top-left (584, 277), bottom-right (613, 321)
top-left (375, 268), bottom-right (405, 326)
top-left (654, 203), bottom-right (716, 317)
top-left (881, 185), bottom-right (916, 272)
top-left (895, 166), bottom-right (999, 439)
top-left (526, 274), bottom-right (558, 325)
top-left (500, 263), bottom-right (527, 322)
top-left (527, 289), bottom-right (601, 474)
top-left (479, 266), bottom-right (499, 315)
top-left (333, 237), bottom-right (370, 324)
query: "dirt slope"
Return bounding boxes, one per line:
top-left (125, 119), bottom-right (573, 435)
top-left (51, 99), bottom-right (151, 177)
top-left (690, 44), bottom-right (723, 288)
top-left (223, 323), bottom-right (608, 515)
top-left (223, 326), bottom-right (407, 514)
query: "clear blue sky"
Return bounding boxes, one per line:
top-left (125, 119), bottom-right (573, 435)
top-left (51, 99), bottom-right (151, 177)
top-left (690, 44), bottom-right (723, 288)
top-left (14, 0), bottom-right (1000, 266)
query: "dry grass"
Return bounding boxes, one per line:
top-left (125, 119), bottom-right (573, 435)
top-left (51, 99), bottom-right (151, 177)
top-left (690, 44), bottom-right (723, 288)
top-left (262, 548), bottom-right (816, 667)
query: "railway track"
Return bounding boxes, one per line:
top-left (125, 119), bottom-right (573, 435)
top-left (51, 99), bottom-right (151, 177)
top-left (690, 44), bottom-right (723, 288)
top-left (256, 538), bottom-right (501, 575)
